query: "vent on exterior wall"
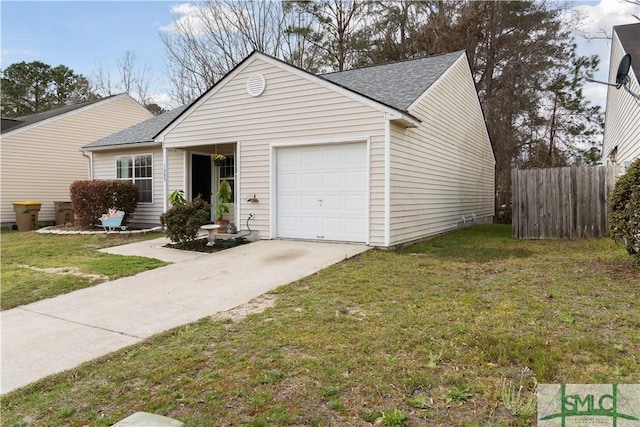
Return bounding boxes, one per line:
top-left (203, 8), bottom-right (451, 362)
top-left (246, 74), bottom-right (266, 97)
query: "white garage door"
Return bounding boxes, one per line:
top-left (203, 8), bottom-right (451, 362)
top-left (277, 143), bottom-right (368, 242)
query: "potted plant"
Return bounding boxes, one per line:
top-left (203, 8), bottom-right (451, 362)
top-left (168, 189), bottom-right (187, 206)
top-left (214, 179), bottom-right (232, 233)
top-left (211, 153), bottom-right (226, 166)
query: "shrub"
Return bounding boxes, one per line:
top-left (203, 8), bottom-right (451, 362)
top-left (70, 180), bottom-right (138, 227)
top-left (608, 158), bottom-right (640, 258)
top-left (160, 196), bottom-right (210, 244)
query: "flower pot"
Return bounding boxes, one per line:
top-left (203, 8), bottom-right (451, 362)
top-left (213, 159), bottom-right (224, 166)
top-left (214, 219), bottom-right (229, 233)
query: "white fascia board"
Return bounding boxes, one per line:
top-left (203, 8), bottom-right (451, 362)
top-left (155, 54), bottom-right (262, 141)
top-left (387, 113), bottom-right (420, 128)
top-left (156, 51), bottom-right (419, 141)
top-left (406, 52), bottom-right (465, 112)
top-left (81, 141), bottom-right (161, 152)
top-left (3, 94), bottom-right (147, 138)
top-left (256, 53), bottom-right (415, 121)
top-left (407, 52), bottom-right (495, 166)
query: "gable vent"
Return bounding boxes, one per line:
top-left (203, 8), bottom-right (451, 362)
top-left (246, 74), bottom-right (266, 97)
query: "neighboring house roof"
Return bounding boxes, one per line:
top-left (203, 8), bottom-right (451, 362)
top-left (0, 95), bottom-right (117, 134)
top-left (614, 22), bottom-right (640, 83)
top-left (321, 51), bottom-right (465, 111)
top-left (1, 118), bottom-right (23, 133)
top-left (82, 105), bottom-right (189, 150)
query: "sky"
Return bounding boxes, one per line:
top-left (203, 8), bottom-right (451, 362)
top-left (1, 0), bottom-right (639, 110)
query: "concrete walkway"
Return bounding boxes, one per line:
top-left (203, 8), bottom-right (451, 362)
top-left (1, 239), bottom-right (368, 394)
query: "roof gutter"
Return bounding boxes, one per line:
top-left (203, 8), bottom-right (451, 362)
top-left (387, 112), bottom-right (420, 128)
top-left (80, 141), bottom-right (160, 152)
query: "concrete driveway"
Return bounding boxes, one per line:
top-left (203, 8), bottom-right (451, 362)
top-left (1, 239), bottom-right (368, 394)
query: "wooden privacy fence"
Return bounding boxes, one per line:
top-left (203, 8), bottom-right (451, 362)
top-left (512, 165), bottom-right (619, 239)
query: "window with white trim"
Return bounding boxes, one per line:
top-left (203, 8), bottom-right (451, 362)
top-left (116, 154), bottom-right (153, 203)
top-left (218, 154), bottom-right (235, 200)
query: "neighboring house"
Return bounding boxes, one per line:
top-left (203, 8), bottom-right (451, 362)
top-left (602, 22), bottom-right (640, 170)
top-left (83, 51), bottom-right (495, 248)
top-left (1, 94), bottom-right (154, 226)
top-left (82, 105), bottom-right (190, 225)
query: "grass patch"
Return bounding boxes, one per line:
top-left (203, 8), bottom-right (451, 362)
top-left (2, 225), bottom-right (638, 426)
top-left (0, 229), bottom-right (167, 309)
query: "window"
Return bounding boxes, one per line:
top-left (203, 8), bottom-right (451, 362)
top-left (217, 154), bottom-right (235, 200)
top-left (116, 154), bottom-right (153, 203)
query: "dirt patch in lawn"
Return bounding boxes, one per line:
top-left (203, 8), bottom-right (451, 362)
top-left (590, 259), bottom-right (639, 281)
top-left (210, 294), bottom-right (277, 323)
top-left (14, 264), bottom-right (108, 281)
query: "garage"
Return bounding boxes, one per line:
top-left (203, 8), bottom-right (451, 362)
top-left (276, 143), bottom-right (368, 242)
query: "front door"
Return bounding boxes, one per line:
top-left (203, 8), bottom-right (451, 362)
top-left (191, 154), bottom-right (212, 204)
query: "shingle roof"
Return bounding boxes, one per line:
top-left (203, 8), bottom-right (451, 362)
top-left (321, 51), bottom-right (465, 111)
top-left (83, 105), bottom-right (189, 149)
top-left (86, 51), bottom-right (465, 149)
top-left (1, 95), bottom-right (116, 134)
top-left (614, 23), bottom-right (640, 83)
top-left (1, 118), bottom-right (23, 133)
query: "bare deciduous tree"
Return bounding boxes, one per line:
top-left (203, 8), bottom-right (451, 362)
top-left (625, 0), bottom-right (640, 21)
top-left (160, 0), bottom-right (309, 104)
top-left (92, 51), bottom-right (155, 109)
top-left (285, 0), bottom-right (369, 71)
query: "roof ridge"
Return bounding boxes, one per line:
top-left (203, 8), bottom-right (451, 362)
top-left (320, 50), bottom-right (465, 77)
top-left (14, 94), bottom-right (121, 120)
top-left (613, 22), bottom-right (640, 30)
top-left (1, 94), bottom-right (130, 134)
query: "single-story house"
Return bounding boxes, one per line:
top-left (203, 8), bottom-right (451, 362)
top-left (83, 50), bottom-right (495, 248)
top-left (1, 94), bottom-right (153, 225)
top-left (602, 22), bottom-right (640, 170)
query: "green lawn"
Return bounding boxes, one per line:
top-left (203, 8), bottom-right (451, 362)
top-left (0, 229), bottom-right (167, 309)
top-left (2, 225), bottom-right (638, 426)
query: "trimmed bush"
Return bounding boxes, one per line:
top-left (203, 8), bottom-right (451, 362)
top-left (70, 180), bottom-right (138, 227)
top-left (160, 196), bottom-right (210, 244)
top-left (608, 158), bottom-right (640, 258)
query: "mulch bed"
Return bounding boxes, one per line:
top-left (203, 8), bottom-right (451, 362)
top-left (164, 237), bottom-right (250, 253)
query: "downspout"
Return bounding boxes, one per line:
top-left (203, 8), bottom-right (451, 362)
top-left (235, 141), bottom-right (241, 229)
top-left (384, 113), bottom-right (391, 247)
top-left (81, 150), bottom-right (93, 179)
top-left (162, 146), bottom-right (169, 213)
top-left (183, 150), bottom-right (188, 197)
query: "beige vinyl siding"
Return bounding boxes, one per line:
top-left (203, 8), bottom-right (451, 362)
top-left (603, 33), bottom-right (640, 166)
top-left (0, 95), bottom-right (152, 224)
top-left (388, 55), bottom-right (495, 246)
top-left (163, 58), bottom-right (386, 244)
top-left (92, 146), bottom-right (183, 226)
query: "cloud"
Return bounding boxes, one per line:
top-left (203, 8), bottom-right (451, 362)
top-left (150, 92), bottom-right (175, 109)
top-left (570, 0), bottom-right (638, 109)
top-left (583, 81), bottom-right (609, 108)
top-left (159, 2), bottom-right (247, 36)
top-left (573, 0), bottom-right (639, 37)
top-left (1, 48), bottom-right (39, 57)
top-left (0, 48), bottom-right (40, 68)
top-left (159, 3), bottom-right (202, 34)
